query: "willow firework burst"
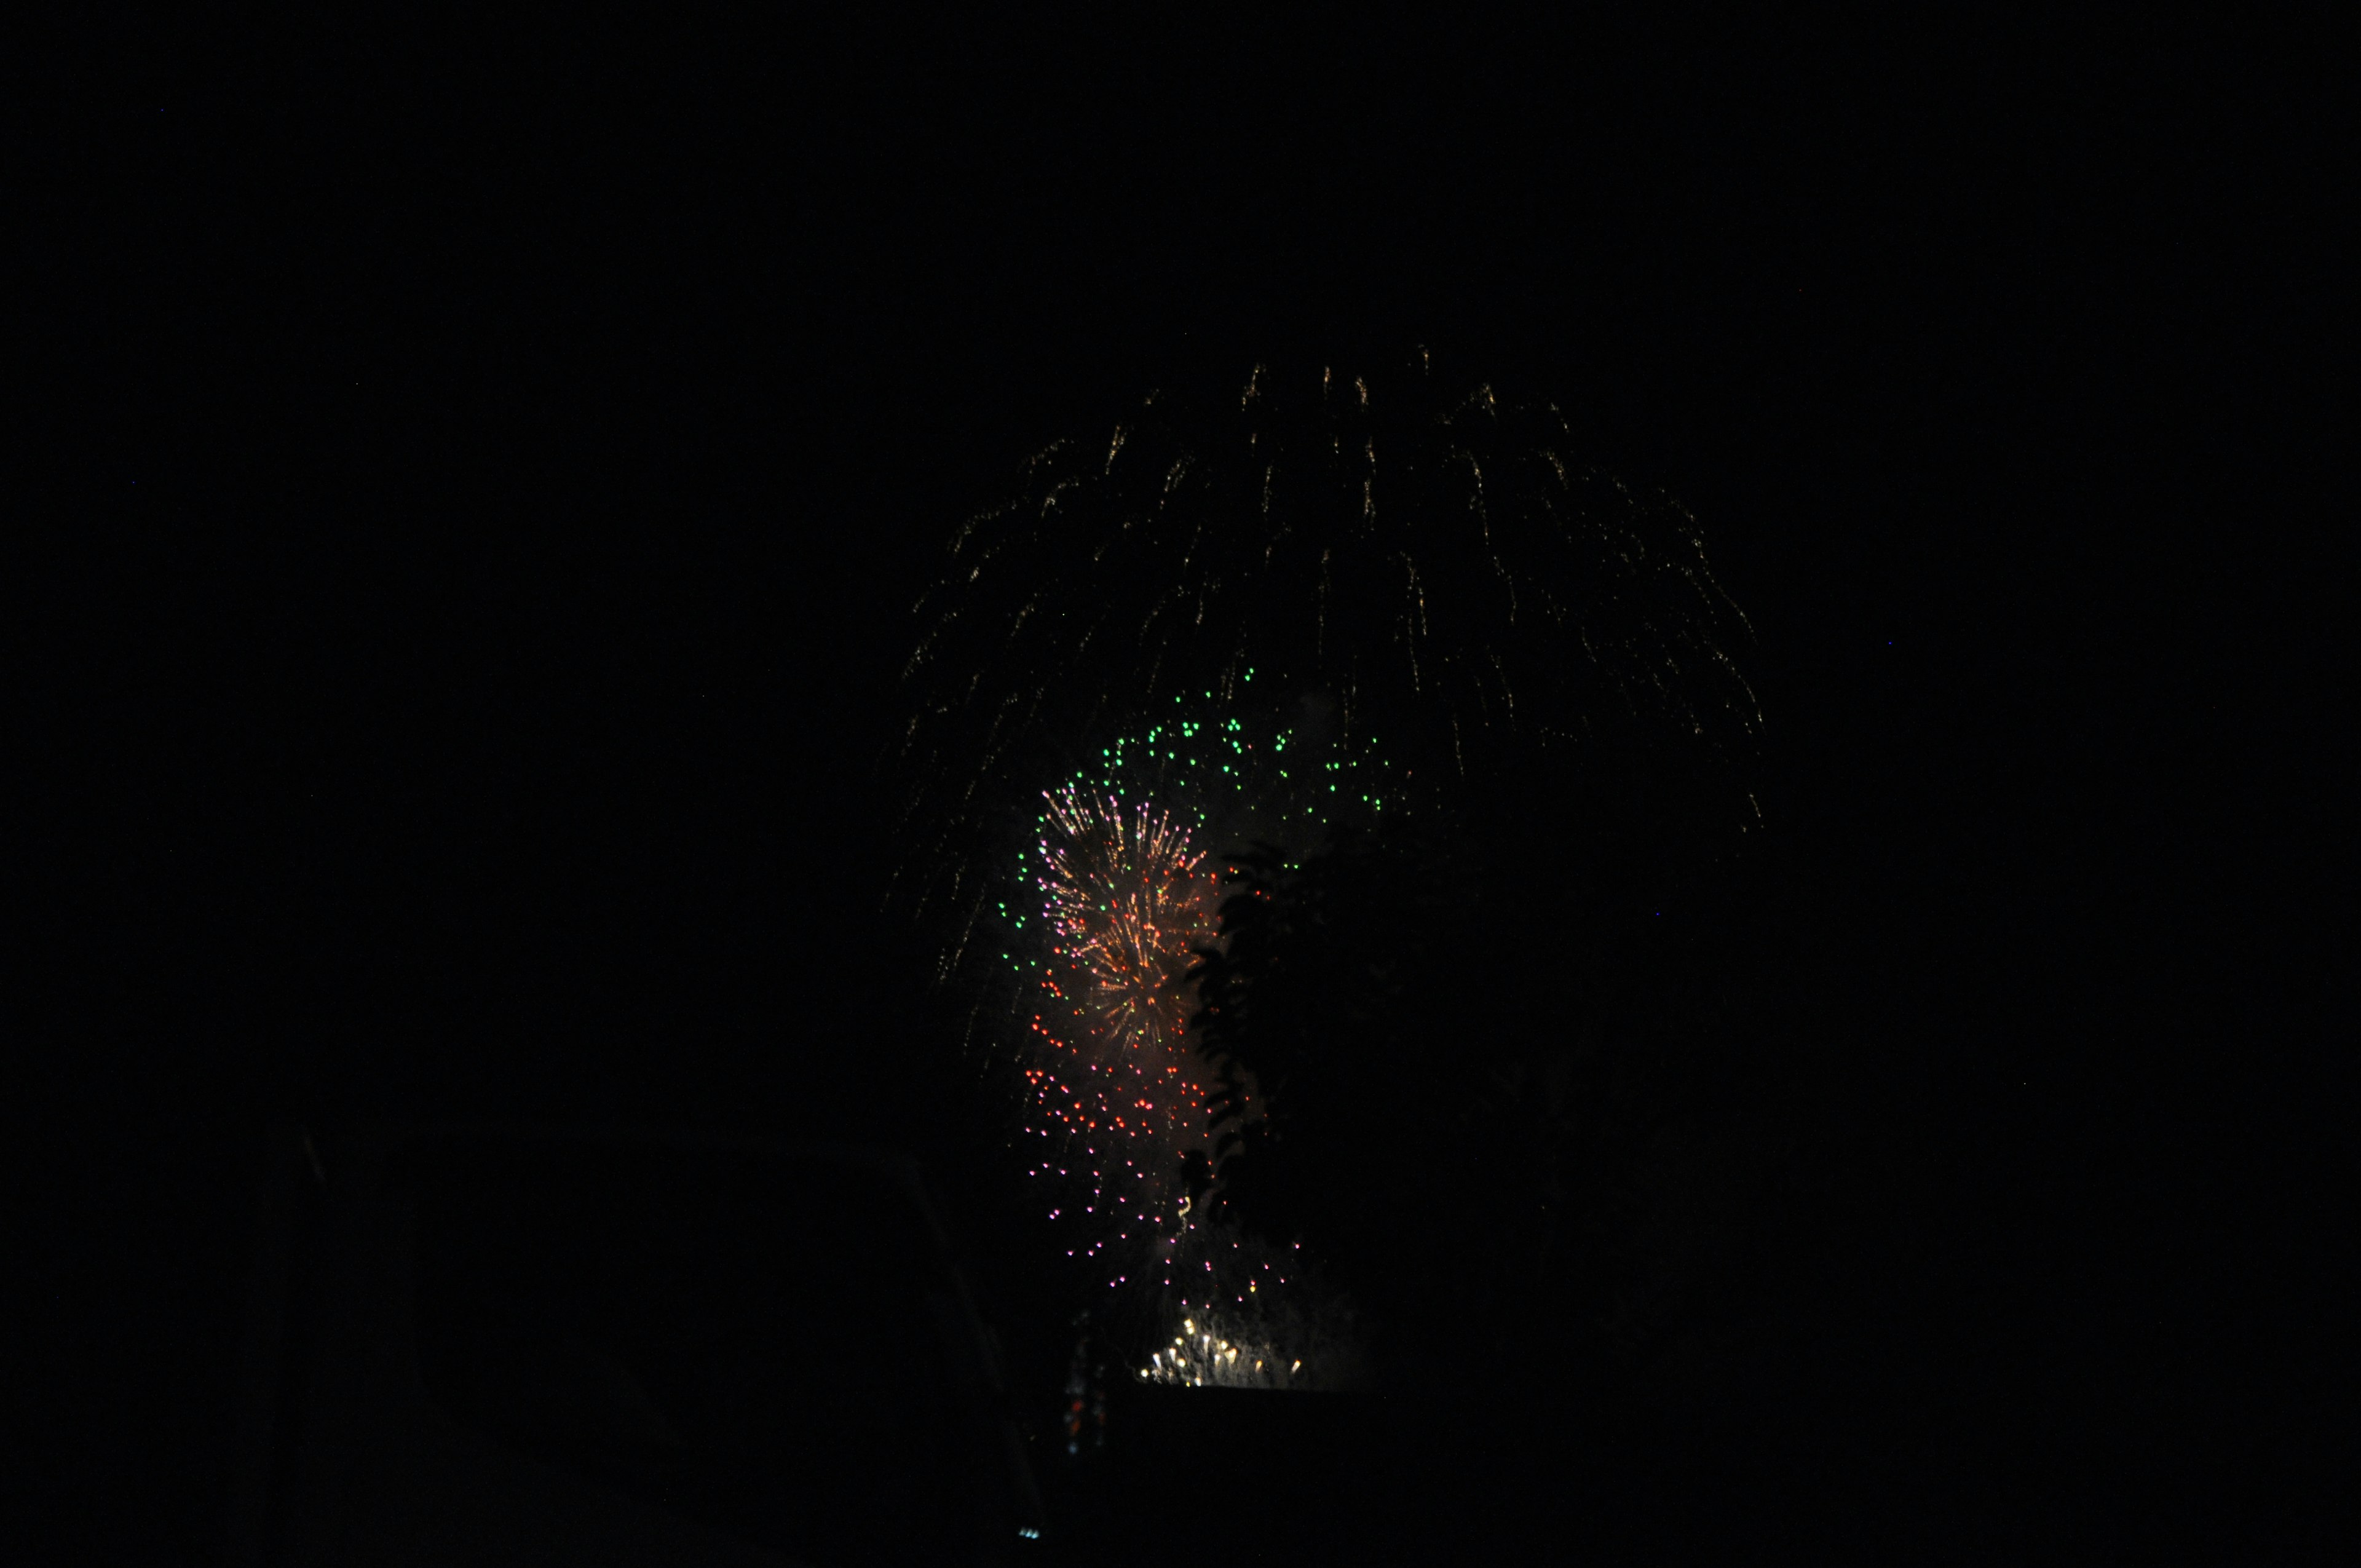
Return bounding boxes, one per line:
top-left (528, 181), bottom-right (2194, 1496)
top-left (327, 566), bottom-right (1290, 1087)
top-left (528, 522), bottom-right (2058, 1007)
top-left (896, 350), bottom-right (1757, 964)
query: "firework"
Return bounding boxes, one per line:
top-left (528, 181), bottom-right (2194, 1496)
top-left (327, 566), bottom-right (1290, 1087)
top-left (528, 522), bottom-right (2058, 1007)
top-left (1136, 1229), bottom-right (1368, 1390)
top-left (1037, 784), bottom-right (1216, 1057)
top-left (896, 351), bottom-right (1759, 956)
top-left (895, 353), bottom-right (1757, 1384)
top-left (997, 695), bottom-right (1393, 1321)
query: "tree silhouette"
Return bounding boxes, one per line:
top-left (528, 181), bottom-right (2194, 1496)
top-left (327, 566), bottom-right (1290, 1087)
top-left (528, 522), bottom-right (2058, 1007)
top-left (1187, 736), bottom-right (1848, 1403)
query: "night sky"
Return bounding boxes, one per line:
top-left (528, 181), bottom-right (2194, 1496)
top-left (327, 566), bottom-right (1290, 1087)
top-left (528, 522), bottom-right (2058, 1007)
top-left (28, 13), bottom-right (2336, 1559)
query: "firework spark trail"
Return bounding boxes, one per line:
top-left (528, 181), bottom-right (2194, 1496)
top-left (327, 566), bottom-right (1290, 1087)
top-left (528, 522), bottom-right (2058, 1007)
top-left (1037, 786), bottom-right (1216, 1058)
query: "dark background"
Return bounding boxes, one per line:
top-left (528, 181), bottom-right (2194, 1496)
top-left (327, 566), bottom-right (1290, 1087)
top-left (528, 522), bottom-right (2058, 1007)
top-left (27, 10), bottom-right (2339, 1559)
